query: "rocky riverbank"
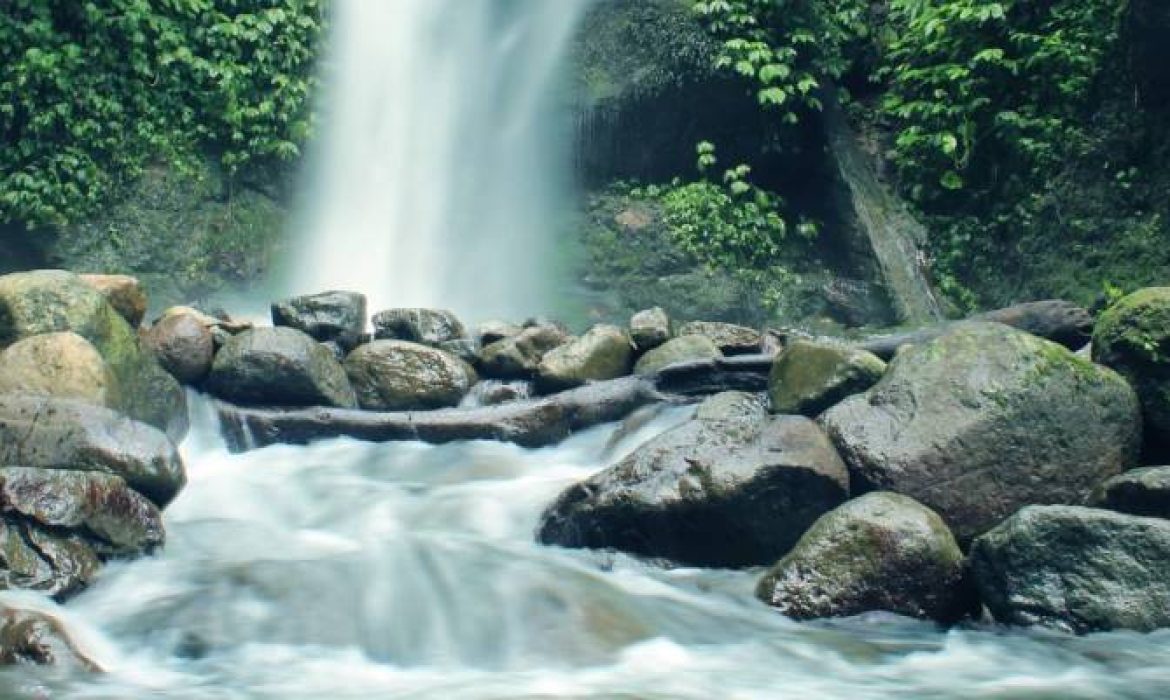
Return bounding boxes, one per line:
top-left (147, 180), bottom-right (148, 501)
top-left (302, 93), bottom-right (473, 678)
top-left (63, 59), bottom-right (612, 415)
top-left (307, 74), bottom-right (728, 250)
top-left (4, 270), bottom-right (1170, 668)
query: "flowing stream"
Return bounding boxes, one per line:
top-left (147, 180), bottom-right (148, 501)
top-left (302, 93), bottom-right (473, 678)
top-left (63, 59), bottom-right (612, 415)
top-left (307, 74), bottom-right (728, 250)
top-left (3, 397), bottom-right (1170, 698)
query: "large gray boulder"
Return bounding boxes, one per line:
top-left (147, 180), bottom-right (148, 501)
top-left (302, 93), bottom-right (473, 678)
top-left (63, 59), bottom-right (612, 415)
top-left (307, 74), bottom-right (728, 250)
top-left (0, 468), bottom-right (163, 600)
top-left (0, 332), bottom-right (113, 406)
top-left (756, 492), bottom-right (971, 622)
top-left (272, 290), bottom-right (367, 351)
top-left (479, 324), bottom-right (570, 379)
top-left (0, 395), bottom-right (185, 507)
top-left (0, 270), bottom-right (188, 442)
top-left (971, 505), bottom-right (1170, 633)
top-left (821, 323), bottom-right (1141, 543)
top-left (207, 327), bottom-right (357, 409)
top-left (634, 335), bottom-right (722, 376)
top-left (344, 340), bottom-right (477, 411)
top-left (768, 339), bottom-right (885, 416)
top-left (1093, 287), bottom-right (1170, 450)
top-left (537, 392), bottom-right (849, 567)
top-left (1090, 466), bottom-right (1170, 519)
top-left (536, 324), bottom-right (633, 391)
top-left (373, 308), bottom-right (467, 346)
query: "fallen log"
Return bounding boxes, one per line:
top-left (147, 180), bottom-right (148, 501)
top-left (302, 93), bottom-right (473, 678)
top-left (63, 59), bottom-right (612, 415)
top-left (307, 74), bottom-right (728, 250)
top-left (858, 300), bottom-right (1093, 360)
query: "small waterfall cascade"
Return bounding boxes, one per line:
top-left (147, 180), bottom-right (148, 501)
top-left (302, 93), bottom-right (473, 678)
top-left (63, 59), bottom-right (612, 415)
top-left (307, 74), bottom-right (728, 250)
top-left (288, 0), bottom-right (590, 320)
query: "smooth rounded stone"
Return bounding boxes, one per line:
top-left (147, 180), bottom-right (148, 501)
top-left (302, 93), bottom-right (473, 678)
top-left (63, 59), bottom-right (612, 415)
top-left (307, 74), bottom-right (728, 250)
top-left (0, 395), bottom-right (186, 508)
top-left (536, 324), bottom-right (633, 391)
top-left (479, 324), bottom-right (571, 379)
top-left (207, 327), bottom-right (357, 409)
top-left (756, 492), bottom-right (971, 622)
top-left (143, 313), bottom-right (215, 384)
top-left (0, 332), bottom-right (113, 405)
top-left (0, 468), bottom-right (163, 555)
top-left (634, 335), bottom-right (722, 376)
top-left (676, 321), bottom-right (762, 355)
top-left (820, 322), bottom-right (1141, 543)
top-left (476, 320), bottom-right (523, 347)
top-left (437, 338), bottom-right (480, 366)
top-left (80, 273), bottom-right (147, 328)
top-left (768, 339), bottom-right (886, 416)
top-left (372, 308), bottom-right (467, 345)
top-left (0, 607), bottom-right (99, 669)
top-left (158, 305), bottom-right (253, 335)
top-left (0, 270), bottom-right (188, 442)
top-left (1091, 466), bottom-right (1170, 518)
top-left (271, 290), bottom-right (367, 350)
top-left (629, 307), bottom-right (671, 353)
top-left (1093, 287), bottom-right (1170, 449)
top-left (971, 505), bottom-right (1170, 633)
top-left (537, 392), bottom-right (849, 567)
top-left (344, 340), bottom-right (477, 411)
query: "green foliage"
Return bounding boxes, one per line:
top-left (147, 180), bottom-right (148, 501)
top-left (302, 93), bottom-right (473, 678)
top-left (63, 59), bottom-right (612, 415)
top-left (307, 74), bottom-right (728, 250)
top-left (0, 0), bottom-right (323, 227)
top-left (693, 0), bottom-right (869, 124)
top-left (881, 0), bottom-right (1126, 203)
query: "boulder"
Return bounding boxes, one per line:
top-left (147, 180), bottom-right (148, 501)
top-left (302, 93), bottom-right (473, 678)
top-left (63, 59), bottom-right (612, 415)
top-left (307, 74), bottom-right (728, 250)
top-left (143, 312), bottom-right (215, 385)
top-left (821, 323), bottom-right (1141, 543)
top-left (344, 340), bottom-right (477, 411)
top-left (676, 321), bottom-right (762, 355)
top-left (0, 395), bottom-right (186, 507)
top-left (271, 290), bottom-right (367, 351)
top-left (768, 339), bottom-right (885, 416)
top-left (756, 492), bottom-right (971, 622)
top-left (80, 273), bottom-right (147, 328)
top-left (634, 335), bottom-right (722, 376)
top-left (536, 324), bottom-right (633, 391)
top-left (207, 327), bottom-right (357, 409)
top-left (971, 505), bottom-right (1170, 633)
top-left (1093, 287), bottom-right (1170, 450)
top-left (0, 607), bottom-right (98, 669)
top-left (0, 333), bottom-right (113, 405)
top-left (537, 392), bottom-right (849, 567)
top-left (217, 376), bottom-right (662, 451)
top-left (476, 320), bottom-right (523, 347)
top-left (1091, 466), bottom-right (1170, 519)
top-left (0, 270), bottom-right (187, 442)
top-left (479, 324), bottom-right (570, 379)
top-left (629, 307), bottom-right (671, 352)
top-left (437, 338), bottom-right (480, 367)
top-left (372, 308), bottom-right (467, 346)
top-left (0, 519), bottom-right (99, 600)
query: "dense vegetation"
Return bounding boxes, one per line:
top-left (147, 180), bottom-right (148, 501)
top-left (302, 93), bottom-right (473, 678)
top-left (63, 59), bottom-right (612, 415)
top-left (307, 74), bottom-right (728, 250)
top-left (0, 0), bottom-right (322, 227)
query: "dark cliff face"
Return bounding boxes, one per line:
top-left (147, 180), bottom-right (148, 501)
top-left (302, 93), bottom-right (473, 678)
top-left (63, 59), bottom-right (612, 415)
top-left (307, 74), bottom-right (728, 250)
top-left (1131, 0), bottom-right (1170, 107)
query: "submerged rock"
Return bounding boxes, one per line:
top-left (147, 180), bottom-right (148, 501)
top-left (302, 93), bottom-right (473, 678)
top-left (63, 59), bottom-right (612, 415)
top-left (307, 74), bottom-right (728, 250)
top-left (756, 492), bottom-right (971, 622)
top-left (536, 324), bottom-right (633, 391)
top-left (0, 270), bottom-right (188, 442)
top-left (768, 339), bottom-right (885, 416)
top-left (144, 313), bottom-right (215, 385)
top-left (272, 290), bottom-right (367, 351)
top-left (537, 392), bottom-right (849, 567)
top-left (629, 307), bottom-right (671, 353)
top-left (344, 340), bottom-right (477, 411)
top-left (676, 321), bottom-right (762, 355)
top-left (1091, 466), bottom-right (1170, 519)
top-left (971, 505), bottom-right (1170, 633)
top-left (1093, 287), bottom-right (1170, 451)
top-left (821, 322), bottom-right (1141, 543)
top-left (634, 335), bottom-right (722, 376)
top-left (373, 308), bottom-right (467, 346)
top-left (207, 327), bottom-right (357, 409)
top-left (0, 395), bottom-right (186, 508)
top-left (479, 324), bottom-right (570, 379)
top-left (0, 332), bottom-right (113, 406)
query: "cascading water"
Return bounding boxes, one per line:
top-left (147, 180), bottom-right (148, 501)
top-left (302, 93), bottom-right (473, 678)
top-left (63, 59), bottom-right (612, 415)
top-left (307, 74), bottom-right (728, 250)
top-left (8, 2), bottom-right (1170, 698)
top-left (287, 0), bottom-right (588, 320)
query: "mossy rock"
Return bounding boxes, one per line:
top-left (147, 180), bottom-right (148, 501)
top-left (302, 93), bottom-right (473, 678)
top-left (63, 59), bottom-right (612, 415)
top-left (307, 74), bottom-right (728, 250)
top-left (0, 270), bottom-right (187, 441)
top-left (769, 340), bottom-right (886, 416)
top-left (633, 334), bottom-right (721, 375)
top-left (1093, 287), bottom-right (1170, 449)
top-left (345, 341), bottom-right (477, 411)
top-left (537, 324), bottom-right (633, 391)
top-left (208, 327), bottom-right (357, 409)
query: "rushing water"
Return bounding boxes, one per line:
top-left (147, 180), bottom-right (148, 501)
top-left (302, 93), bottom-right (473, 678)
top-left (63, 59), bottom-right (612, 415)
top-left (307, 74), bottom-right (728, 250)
top-left (3, 396), bottom-right (1170, 699)
top-left (287, 0), bottom-right (588, 320)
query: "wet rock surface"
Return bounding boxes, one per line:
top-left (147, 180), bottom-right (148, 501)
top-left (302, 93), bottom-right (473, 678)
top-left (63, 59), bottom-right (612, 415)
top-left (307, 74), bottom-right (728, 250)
top-left (272, 291), bottom-right (368, 351)
top-left (144, 312), bottom-right (216, 385)
top-left (634, 335), bottom-right (721, 376)
top-left (207, 327), bottom-right (357, 409)
top-left (768, 340), bottom-right (885, 417)
top-left (344, 340), bottom-right (477, 411)
top-left (536, 324), bottom-right (633, 391)
top-left (372, 308), bottom-right (467, 346)
top-left (1090, 466), bottom-right (1170, 519)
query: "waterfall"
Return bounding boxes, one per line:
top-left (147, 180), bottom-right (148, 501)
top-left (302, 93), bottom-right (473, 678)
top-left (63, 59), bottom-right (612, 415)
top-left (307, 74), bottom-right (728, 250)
top-left (286, 0), bottom-right (590, 321)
